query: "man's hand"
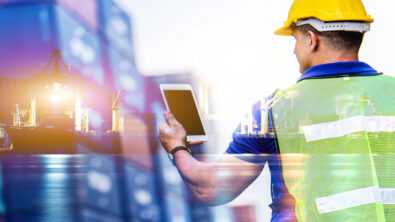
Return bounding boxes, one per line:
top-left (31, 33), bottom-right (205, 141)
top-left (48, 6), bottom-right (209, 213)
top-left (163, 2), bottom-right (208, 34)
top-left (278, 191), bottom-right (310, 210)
top-left (159, 111), bottom-right (188, 152)
top-left (158, 112), bottom-right (264, 206)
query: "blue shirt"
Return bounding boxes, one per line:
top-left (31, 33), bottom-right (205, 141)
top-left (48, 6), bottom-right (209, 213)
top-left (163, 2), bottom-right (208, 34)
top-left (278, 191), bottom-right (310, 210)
top-left (226, 61), bottom-right (381, 221)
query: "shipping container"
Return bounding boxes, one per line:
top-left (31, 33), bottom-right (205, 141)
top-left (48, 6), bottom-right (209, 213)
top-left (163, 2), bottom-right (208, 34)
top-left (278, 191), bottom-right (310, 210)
top-left (0, 3), bottom-right (58, 78)
top-left (98, 0), bottom-right (135, 61)
top-left (0, 0), bottom-right (98, 31)
top-left (163, 194), bottom-right (191, 222)
top-left (157, 149), bottom-right (186, 197)
top-left (0, 3), bottom-right (104, 80)
top-left (56, 0), bottom-right (98, 31)
top-left (118, 113), bottom-right (157, 171)
top-left (107, 46), bottom-right (144, 112)
top-left (124, 162), bottom-right (162, 222)
top-left (189, 203), bottom-right (213, 222)
top-left (54, 6), bottom-right (105, 87)
top-left (75, 146), bottom-right (124, 216)
top-left (80, 207), bottom-right (124, 222)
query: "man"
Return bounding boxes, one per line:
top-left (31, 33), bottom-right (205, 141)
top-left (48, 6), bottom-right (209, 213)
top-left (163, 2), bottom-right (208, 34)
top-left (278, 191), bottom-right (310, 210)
top-left (159, 0), bottom-right (395, 221)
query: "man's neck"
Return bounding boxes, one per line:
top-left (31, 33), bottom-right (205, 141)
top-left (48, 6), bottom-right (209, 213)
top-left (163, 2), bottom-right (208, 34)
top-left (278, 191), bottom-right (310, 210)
top-left (311, 49), bottom-right (359, 67)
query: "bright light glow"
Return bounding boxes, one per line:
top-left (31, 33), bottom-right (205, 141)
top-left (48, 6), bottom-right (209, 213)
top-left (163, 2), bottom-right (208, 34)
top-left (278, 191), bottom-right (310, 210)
top-left (53, 82), bottom-right (62, 90)
top-left (50, 92), bottom-right (61, 103)
top-left (49, 89), bottom-right (73, 103)
top-left (75, 95), bottom-right (82, 131)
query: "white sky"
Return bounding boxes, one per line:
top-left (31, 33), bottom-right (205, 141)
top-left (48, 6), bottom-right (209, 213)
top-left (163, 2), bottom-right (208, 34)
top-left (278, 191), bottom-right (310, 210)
top-left (117, 0), bottom-right (295, 112)
top-left (115, 1), bottom-right (395, 221)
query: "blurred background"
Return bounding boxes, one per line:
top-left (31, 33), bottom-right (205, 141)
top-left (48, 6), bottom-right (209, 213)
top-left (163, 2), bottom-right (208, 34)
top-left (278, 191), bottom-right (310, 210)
top-left (0, 0), bottom-right (394, 221)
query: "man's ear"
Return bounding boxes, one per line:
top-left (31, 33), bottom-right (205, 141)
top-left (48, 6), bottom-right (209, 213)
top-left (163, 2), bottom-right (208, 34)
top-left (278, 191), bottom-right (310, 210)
top-left (307, 31), bottom-right (319, 51)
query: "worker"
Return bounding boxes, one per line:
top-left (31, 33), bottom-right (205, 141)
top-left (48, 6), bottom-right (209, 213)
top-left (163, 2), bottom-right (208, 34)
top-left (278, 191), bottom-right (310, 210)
top-left (159, 0), bottom-right (395, 221)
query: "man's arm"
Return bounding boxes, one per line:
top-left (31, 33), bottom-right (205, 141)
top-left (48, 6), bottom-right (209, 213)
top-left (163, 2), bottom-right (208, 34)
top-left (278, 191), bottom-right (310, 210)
top-left (159, 111), bottom-right (265, 206)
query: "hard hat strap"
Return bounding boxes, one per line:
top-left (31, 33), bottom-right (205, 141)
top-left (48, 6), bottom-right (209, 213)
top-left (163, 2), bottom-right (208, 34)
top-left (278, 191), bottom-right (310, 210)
top-left (296, 18), bottom-right (370, 33)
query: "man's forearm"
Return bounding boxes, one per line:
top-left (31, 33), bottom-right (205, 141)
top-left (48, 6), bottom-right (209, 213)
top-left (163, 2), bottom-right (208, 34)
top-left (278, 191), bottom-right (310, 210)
top-left (172, 151), bottom-right (265, 206)
top-left (173, 150), bottom-right (220, 205)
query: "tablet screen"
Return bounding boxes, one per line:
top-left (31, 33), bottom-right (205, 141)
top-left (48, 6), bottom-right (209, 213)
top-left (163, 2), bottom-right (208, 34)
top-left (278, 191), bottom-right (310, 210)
top-left (163, 90), bottom-right (206, 135)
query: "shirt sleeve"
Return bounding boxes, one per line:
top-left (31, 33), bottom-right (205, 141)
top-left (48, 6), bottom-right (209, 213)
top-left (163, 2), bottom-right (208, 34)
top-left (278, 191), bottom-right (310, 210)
top-left (226, 96), bottom-right (278, 163)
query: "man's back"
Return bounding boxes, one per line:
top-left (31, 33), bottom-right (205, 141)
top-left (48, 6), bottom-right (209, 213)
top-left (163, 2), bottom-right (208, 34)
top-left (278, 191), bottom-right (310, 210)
top-left (272, 73), bottom-right (395, 221)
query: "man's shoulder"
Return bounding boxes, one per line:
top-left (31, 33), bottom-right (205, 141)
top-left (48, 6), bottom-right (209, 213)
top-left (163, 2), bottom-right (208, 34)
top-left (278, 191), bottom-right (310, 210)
top-left (252, 90), bottom-right (279, 112)
top-left (234, 91), bottom-right (278, 137)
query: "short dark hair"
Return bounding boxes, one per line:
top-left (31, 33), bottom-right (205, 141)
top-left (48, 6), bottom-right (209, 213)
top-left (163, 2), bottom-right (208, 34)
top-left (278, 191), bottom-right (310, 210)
top-left (292, 23), bottom-right (364, 53)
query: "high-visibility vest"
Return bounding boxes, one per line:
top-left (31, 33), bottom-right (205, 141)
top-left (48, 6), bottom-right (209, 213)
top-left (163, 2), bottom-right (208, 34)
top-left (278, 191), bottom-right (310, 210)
top-left (271, 75), bottom-right (395, 221)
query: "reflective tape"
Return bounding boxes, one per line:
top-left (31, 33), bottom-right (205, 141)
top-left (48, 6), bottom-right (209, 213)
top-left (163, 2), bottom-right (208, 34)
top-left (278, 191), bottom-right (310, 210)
top-left (381, 188), bottom-right (395, 204)
top-left (316, 186), bottom-right (395, 214)
top-left (303, 115), bottom-right (395, 142)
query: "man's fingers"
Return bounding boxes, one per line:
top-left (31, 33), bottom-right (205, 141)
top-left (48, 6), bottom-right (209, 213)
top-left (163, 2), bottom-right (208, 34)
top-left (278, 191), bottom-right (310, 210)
top-left (159, 120), bottom-right (168, 129)
top-left (159, 112), bottom-right (188, 152)
top-left (163, 111), bottom-right (179, 126)
top-left (163, 111), bottom-right (175, 121)
top-left (187, 140), bottom-right (203, 146)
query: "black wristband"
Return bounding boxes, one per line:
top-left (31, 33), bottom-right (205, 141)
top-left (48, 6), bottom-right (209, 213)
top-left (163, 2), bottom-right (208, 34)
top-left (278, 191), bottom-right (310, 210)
top-left (169, 146), bottom-right (194, 155)
top-left (168, 146), bottom-right (194, 165)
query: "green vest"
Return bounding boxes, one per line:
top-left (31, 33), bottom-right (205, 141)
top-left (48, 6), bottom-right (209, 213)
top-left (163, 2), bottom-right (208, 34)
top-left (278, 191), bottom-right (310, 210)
top-left (271, 75), bottom-right (395, 221)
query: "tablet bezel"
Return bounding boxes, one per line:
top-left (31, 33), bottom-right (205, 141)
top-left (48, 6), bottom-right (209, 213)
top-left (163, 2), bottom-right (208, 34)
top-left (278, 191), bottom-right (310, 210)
top-left (160, 84), bottom-right (207, 142)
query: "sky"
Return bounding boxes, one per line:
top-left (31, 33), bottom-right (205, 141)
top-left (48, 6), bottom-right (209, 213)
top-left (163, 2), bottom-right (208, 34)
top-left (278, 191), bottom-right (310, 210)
top-left (114, 0), bottom-right (395, 221)
top-left (117, 0), bottom-right (296, 113)
top-left (116, 0), bottom-right (395, 117)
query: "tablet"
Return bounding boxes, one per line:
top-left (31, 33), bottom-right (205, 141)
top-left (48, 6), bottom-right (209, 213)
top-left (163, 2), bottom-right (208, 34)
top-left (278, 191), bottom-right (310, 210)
top-left (160, 84), bottom-right (207, 142)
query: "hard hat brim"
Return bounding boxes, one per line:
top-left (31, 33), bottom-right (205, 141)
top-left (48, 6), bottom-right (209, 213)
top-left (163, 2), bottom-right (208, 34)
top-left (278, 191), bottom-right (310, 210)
top-left (274, 20), bottom-right (294, 36)
top-left (274, 26), bottom-right (293, 36)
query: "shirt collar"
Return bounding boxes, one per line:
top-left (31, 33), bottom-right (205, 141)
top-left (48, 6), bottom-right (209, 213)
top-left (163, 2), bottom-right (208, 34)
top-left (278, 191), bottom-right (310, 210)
top-left (298, 61), bottom-right (381, 82)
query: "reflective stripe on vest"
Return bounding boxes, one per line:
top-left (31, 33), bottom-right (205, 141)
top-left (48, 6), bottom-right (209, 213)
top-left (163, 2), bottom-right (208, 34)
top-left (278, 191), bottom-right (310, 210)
top-left (316, 186), bottom-right (395, 214)
top-left (303, 116), bottom-right (395, 142)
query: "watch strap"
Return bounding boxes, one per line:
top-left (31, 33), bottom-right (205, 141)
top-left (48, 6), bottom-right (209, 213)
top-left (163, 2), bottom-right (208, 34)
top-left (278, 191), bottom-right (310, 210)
top-left (169, 146), bottom-right (194, 155)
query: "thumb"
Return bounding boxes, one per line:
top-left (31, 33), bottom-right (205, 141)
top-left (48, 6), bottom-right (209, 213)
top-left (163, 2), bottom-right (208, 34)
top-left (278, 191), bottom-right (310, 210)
top-left (187, 140), bottom-right (203, 146)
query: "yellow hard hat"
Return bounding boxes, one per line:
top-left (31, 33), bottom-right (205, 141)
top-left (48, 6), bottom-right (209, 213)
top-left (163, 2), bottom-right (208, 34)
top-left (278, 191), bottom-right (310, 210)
top-left (275, 0), bottom-right (374, 35)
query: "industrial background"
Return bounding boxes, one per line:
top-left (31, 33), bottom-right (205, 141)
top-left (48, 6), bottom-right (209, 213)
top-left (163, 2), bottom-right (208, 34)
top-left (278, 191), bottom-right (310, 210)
top-left (0, 0), bottom-right (394, 221)
top-left (0, 0), bottom-right (237, 221)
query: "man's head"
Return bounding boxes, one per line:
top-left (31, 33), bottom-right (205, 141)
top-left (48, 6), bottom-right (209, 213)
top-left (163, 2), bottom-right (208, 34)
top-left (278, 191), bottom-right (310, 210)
top-left (275, 0), bottom-right (373, 73)
top-left (294, 24), bottom-right (364, 53)
top-left (291, 23), bottom-right (365, 73)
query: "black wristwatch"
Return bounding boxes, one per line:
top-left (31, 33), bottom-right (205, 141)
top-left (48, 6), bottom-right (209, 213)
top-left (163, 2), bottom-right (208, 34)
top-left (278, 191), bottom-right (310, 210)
top-left (168, 146), bottom-right (194, 165)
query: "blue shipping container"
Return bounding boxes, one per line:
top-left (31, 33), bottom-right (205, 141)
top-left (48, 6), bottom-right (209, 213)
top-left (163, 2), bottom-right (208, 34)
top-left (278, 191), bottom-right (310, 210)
top-left (108, 46), bottom-right (144, 112)
top-left (124, 162), bottom-right (161, 222)
top-left (98, 0), bottom-right (135, 61)
top-left (76, 150), bottom-right (124, 216)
